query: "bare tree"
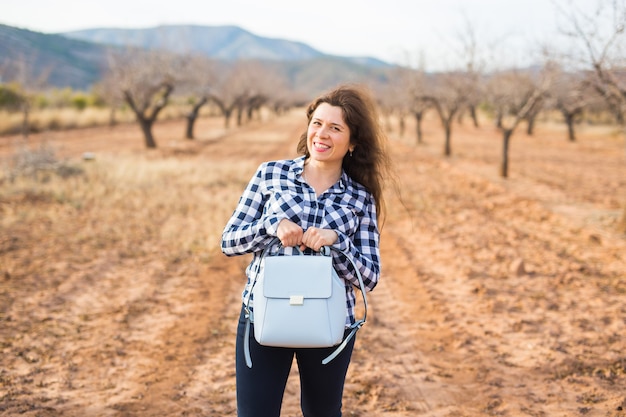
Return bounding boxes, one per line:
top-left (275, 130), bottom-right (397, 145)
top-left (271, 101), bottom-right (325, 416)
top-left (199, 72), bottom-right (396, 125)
top-left (104, 49), bottom-right (180, 148)
top-left (558, 0), bottom-right (626, 126)
top-left (454, 17), bottom-right (486, 128)
top-left (0, 54), bottom-right (51, 138)
top-left (209, 62), bottom-right (251, 129)
top-left (421, 72), bottom-right (469, 156)
top-left (389, 51), bottom-right (433, 144)
top-left (209, 60), bottom-right (278, 128)
top-left (238, 61), bottom-right (285, 125)
top-left (522, 96), bottom-right (545, 136)
top-left (267, 83), bottom-right (299, 117)
top-left (487, 65), bottom-right (554, 177)
top-left (177, 55), bottom-right (219, 139)
top-left (373, 68), bottom-right (412, 138)
top-left (406, 69), bottom-right (432, 145)
top-left (92, 72), bottom-right (125, 127)
top-left (557, 0), bottom-right (626, 228)
top-left (547, 66), bottom-right (596, 141)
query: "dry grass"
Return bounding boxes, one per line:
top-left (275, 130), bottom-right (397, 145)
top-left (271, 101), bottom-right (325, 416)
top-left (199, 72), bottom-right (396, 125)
top-left (0, 147), bottom-right (250, 283)
top-left (0, 104), bottom-right (202, 136)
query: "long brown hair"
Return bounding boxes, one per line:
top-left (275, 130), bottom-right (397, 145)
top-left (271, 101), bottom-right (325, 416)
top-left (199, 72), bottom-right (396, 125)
top-left (297, 84), bottom-right (391, 224)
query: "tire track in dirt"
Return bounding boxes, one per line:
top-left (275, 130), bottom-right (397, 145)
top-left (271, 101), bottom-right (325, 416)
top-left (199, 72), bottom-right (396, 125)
top-left (5, 112), bottom-right (625, 416)
top-left (193, 113), bottom-right (465, 416)
top-left (185, 112), bottom-right (472, 415)
top-left (131, 115), bottom-right (309, 415)
top-left (0, 113), bottom-right (306, 416)
top-left (371, 136), bottom-right (626, 416)
top-left (97, 113), bottom-right (310, 415)
top-left (344, 232), bottom-right (458, 415)
top-left (154, 112), bottom-right (461, 416)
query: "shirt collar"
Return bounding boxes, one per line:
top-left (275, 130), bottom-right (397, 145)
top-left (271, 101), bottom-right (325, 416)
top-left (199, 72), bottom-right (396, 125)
top-left (292, 156), bottom-right (348, 193)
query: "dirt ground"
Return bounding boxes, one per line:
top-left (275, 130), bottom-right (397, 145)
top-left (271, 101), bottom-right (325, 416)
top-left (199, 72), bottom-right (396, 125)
top-left (1, 109), bottom-right (625, 417)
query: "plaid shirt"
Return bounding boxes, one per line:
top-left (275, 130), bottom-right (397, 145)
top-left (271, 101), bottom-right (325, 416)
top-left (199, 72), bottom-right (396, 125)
top-left (221, 156), bottom-right (380, 326)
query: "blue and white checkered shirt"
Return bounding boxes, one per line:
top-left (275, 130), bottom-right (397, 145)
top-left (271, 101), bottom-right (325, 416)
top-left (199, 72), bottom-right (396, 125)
top-left (221, 156), bottom-right (380, 326)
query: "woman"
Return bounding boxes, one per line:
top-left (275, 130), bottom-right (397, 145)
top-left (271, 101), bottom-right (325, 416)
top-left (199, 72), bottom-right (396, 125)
top-left (221, 84), bottom-right (390, 417)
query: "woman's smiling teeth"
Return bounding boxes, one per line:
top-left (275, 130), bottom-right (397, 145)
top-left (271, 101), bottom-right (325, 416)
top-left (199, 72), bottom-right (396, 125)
top-left (314, 141), bottom-right (330, 151)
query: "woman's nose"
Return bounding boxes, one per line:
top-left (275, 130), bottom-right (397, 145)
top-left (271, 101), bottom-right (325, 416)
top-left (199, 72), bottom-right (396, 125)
top-left (317, 125), bottom-right (329, 137)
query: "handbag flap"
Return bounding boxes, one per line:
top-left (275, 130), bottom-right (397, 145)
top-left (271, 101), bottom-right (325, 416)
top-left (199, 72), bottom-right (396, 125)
top-left (263, 254), bottom-right (333, 299)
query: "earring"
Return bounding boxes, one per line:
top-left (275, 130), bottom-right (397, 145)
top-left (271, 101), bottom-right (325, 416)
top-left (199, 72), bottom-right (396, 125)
top-left (349, 150), bottom-right (353, 157)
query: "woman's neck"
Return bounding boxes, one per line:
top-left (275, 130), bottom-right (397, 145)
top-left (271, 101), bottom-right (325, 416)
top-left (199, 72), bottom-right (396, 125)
top-left (303, 160), bottom-right (342, 196)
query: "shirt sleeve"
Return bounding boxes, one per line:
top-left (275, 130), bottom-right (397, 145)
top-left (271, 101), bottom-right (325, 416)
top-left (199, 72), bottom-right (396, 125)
top-left (332, 195), bottom-right (381, 293)
top-left (221, 163), bottom-right (286, 256)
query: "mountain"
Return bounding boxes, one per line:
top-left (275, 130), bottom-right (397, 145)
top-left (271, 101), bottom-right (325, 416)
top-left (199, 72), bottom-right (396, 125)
top-left (0, 24), bottom-right (110, 89)
top-left (0, 23), bottom-right (393, 92)
top-left (62, 25), bottom-right (324, 61)
top-left (61, 25), bottom-right (390, 67)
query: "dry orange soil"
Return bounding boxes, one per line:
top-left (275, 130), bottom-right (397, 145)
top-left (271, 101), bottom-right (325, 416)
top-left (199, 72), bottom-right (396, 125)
top-left (1, 110), bottom-right (625, 416)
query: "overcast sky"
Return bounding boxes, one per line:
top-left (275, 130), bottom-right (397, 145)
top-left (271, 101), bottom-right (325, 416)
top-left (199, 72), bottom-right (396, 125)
top-left (1, 0), bottom-right (600, 70)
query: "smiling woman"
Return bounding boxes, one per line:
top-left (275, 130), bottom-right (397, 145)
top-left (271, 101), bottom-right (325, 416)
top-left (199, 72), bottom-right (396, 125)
top-left (303, 103), bottom-right (353, 195)
top-left (221, 84), bottom-right (392, 417)
top-left (297, 85), bottom-right (390, 221)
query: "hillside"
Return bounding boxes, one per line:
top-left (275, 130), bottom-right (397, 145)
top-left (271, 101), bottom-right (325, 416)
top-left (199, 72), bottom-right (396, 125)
top-left (0, 24), bottom-right (110, 89)
top-left (61, 25), bottom-right (390, 67)
top-left (62, 25), bottom-right (324, 61)
top-left (0, 23), bottom-right (392, 92)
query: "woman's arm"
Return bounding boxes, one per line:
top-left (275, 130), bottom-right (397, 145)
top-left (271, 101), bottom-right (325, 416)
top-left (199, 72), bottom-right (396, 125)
top-left (221, 163), bottom-right (285, 256)
top-left (333, 198), bottom-right (380, 292)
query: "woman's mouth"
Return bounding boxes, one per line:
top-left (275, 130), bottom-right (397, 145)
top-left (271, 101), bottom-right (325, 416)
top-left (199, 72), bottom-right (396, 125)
top-left (313, 142), bottom-right (330, 151)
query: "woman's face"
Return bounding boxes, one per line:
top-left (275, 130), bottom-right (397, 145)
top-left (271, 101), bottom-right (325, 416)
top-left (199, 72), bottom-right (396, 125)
top-left (306, 103), bottom-right (353, 167)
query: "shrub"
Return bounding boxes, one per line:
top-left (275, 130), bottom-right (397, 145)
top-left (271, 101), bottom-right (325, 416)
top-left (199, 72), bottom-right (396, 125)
top-left (2, 143), bottom-right (84, 182)
top-left (0, 85), bottom-right (24, 110)
top-left (71, 94), bottom-right (89, 110)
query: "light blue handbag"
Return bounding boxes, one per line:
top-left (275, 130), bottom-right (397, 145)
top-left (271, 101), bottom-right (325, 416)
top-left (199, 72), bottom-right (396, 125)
top-left (243, 238), bottom-right (368, 368)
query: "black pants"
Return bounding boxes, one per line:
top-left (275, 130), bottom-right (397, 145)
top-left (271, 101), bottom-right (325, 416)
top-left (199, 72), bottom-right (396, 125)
top-left (235, 306), bottom-right (355, 417)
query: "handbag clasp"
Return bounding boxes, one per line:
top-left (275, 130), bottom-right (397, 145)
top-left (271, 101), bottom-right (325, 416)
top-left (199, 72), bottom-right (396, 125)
top-left (289, 295), bottom-right (304, 305)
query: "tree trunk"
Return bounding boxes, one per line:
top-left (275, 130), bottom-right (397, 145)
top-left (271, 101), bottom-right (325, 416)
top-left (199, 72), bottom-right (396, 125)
top-left (138, 118), bottom-right (157, 149)
top-left (185, 114), bottom-right (197, 140)
top-left (500, 129), bottom-right (513, 178)
top-left (496, 111), bottom-right (503, 129)
top-left (444, 121), bottom-right (452, 157)
top-left (122, 83), bottom-right (172, 149)
top-left (616, 109), bottom-right (625, 125)
top-left (414, 112), bottom-right (423, 144)
top-left (109, 108), bottom-right (117, 127)
top-left (224, 110), bottom-right (232, 129)
top-left (236, 106), bottom-right (244, 127)
top-left (618, 120), bottom-right (626, 233)
top-left (565, 113), bottom-right (576, 141)
top-left (470, 106), bottom-right (479, 128)
top-left (185, 98), bottom-right (208, 139)
top-left (21, 104), bottom-right (30, 139)
top-left (526, 115), bottom-right (536, 136)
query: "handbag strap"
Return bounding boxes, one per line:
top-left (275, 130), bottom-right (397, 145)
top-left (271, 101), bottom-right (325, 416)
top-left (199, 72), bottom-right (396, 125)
top-left (243, 237), bottom-right (369, 368)
top-left (321, 244), bottom-right (368, 365)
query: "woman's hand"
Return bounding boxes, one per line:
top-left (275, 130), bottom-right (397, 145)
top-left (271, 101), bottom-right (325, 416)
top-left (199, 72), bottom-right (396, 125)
top-left (302, 227), bottom-right (338, 252)
top-left (276, 219), bottom-right (304, 248)
top-left (276, 220), bottom-right (337, 252)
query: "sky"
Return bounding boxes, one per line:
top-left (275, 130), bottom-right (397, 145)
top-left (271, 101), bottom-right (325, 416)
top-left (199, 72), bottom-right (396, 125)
top-left (1, 0), bottom-right (601, 70)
